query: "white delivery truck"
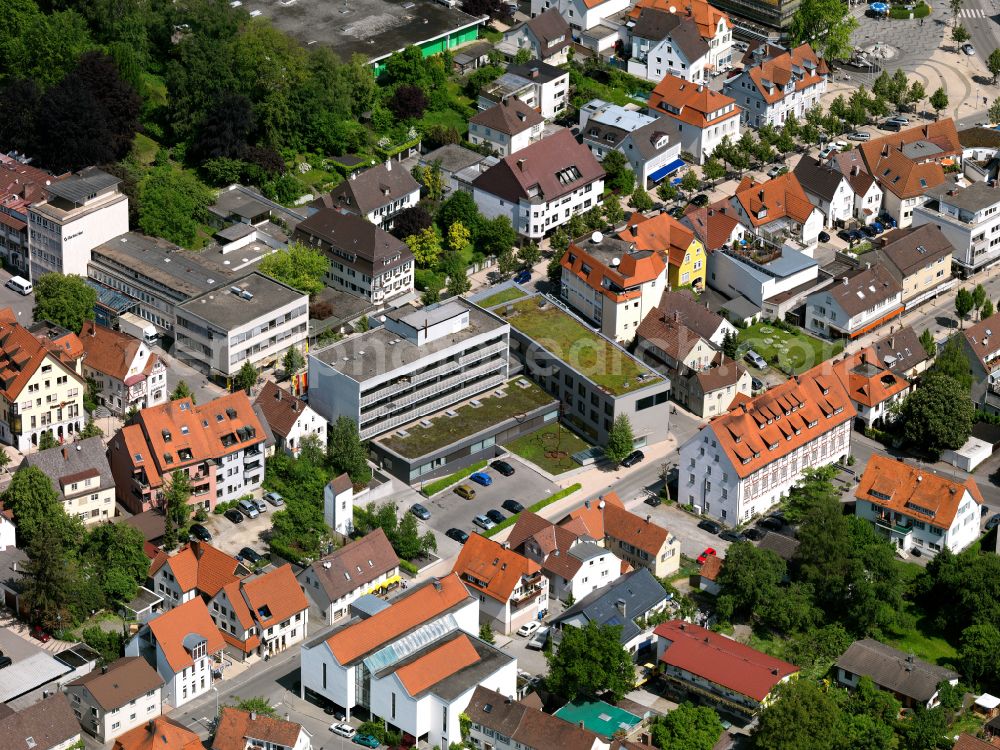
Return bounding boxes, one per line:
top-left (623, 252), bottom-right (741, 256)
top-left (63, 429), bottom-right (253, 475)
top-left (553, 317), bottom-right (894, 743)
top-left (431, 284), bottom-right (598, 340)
top-left (117, 312), bottom-right (159, 347)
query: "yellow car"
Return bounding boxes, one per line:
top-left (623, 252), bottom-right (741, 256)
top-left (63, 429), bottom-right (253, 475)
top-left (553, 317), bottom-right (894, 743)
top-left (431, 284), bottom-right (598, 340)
top-left (454, 484), bottom-right (476, 500)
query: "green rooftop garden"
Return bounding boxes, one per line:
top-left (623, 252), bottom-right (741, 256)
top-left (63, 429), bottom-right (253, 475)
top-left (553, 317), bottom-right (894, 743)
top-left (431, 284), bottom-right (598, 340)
top-left (377, 378), bottom-right (557, 458)
top-left (503, 422), bottom-right (593, 475)
top-left (476, 286), bottom-right (528, 309)
top-left (493, 298), bottom-right (661, 396)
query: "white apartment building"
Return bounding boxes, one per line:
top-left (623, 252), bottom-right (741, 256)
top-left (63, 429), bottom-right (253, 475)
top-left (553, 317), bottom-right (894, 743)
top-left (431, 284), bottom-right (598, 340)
top-left (478, 61), bottom-right (569, 120)
top-left (174, 272), bottom-right (307, 379)
top-left (678, 361), bottom-right (855, 524)
top-left (65, 657), bottom-right (164, 743)
top-left (24, 437), bottom-right (116, 525)
top-left (647, 77), bottom-right (742, 165)
top-left (28, 168), bottom-right (128, 279)
top-left (308, 299), bottom-right (510, 440)
top-left (79, 321), bottom-right (167, 417)
top-left (472, 129), bottom-right (605, 240)
top-left (627, 8), bottom-right (710, 83)
top-left (254, 381), bottom-right (327, 458)
top-left (469, 99), bottom-right (545, 157)
top-left (793, 158), bottom-right (856, 229)
top-left (709, 243), bottom-right (819, 310)
top-left (578, 101), bottom-right (682, 187)
top-left (723, 44), bottom-right (828, 128)
top-left (913, 179), bottom-right (1000, 276)
top-left (804, 265), bottom-right (903, 340)
top-left (855, 455), bottom-right (984, 555)
top-left (530, 0), bottom-right (630, 41)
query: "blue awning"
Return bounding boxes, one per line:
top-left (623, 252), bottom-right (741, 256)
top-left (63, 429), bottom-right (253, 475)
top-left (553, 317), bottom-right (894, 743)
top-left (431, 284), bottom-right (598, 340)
top-left (649, 159), bottom-right (686, 183)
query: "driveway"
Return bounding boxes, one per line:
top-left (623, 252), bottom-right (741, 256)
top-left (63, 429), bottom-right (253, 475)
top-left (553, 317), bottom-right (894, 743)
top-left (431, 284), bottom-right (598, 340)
top-left (156, 344), bottom-right (226, 405)
top-left (0, 269), bottom-right (35, 325)
top-left (198, 504), bottom-right (273, 560)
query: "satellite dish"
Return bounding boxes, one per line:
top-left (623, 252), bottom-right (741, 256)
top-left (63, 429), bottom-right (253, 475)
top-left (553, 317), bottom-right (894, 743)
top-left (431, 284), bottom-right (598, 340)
top-left (591, 231), bottom-right (603, 243)
top-left (669, 5), bottom-right (676, 11)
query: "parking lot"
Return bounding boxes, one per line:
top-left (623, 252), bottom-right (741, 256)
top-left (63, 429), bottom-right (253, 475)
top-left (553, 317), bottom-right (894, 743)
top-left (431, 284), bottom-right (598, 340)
top-left (0, 269), bottom-right (35, 324)
top-left (196, 501), bottom-right (273, 560)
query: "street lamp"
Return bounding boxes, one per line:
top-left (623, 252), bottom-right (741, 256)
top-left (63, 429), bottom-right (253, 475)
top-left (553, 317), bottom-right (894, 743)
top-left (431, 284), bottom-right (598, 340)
top-left (213, 687), bottom-right (219, 721)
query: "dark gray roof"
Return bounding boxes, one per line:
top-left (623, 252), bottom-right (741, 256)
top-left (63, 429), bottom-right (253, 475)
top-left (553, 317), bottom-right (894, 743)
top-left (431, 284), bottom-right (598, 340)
top-left (876, 224), bottom-right (954, 276)
top-left (624, 118), bottom-right (674, 160)
top-left (524, 9), bottom-right (571, 57)
top-left (293, 208), bottom-right (412, 271)
top-left (871, 326), bottom-right (929, 376)
top-left (551, 567), bottom-right (666, 645)
top-left (655, 290), bottom-right (727, 342)
top-left (177, 272), bottom-right (306, 331)
top-left (507, 60), bottom-right (567, 84)
top-left (299, 529), bottom-right (399, 605)
top-left (45, 166), bottom-right (118, 205)
top-left (793, 157), bottom-right (849, 203)
top-left (466, 686), bottom-right (605, 748)
top-left (420, 144), bottom-right (488, 175)
top-left (927, 178), bottom-right (1000, 213)
top-left (470, 98), bottom-right (544, 136)
top-left (757, 531), bottom-right (799, 561)
top-left (209, 190), bottom-right (271, 222)
top-left (453, 40), bottom-right (494, 65)
top-left (318, 162), bottom-right (420, 216)
top-left (631, 8), bottom-right (709, 62)
top-left (24, 436), bottom-right (114, 502)
top-left (836, 639), bottom-right (958, 702)
top-left (0, 694), bottom-right (80, 750)
top-left (216, 223), bottom-right (256, 242)
top-left (958, 127), bottom-right (1000, 149)
top-left (820, 264), bottom-right (901, 317)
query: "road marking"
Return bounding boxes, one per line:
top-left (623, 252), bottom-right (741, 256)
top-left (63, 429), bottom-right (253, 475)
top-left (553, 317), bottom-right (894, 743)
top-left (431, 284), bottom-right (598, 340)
top-left (959, 7), bottom-right (988, 16)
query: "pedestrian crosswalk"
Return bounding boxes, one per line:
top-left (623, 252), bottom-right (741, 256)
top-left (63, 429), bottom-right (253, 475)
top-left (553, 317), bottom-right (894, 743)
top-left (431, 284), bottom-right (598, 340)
top-left (959, 7), bottom-right (989, 17)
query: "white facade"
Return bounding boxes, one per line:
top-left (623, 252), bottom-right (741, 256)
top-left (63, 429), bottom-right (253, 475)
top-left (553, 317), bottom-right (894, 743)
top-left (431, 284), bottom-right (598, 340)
top-left (465, 573), bottom-right (549, 636)
top-left (468, 120), bottom-right (543, 157)
top-left (530, 0), bottom-right (630, 34)
top-left (279, 405), bottom-right (327, 458)
top-left (667, 110), bottom-right (741, 165)
top-left (708, 246), bottom-right (818, 308)
top-left (474, 177), bottom-right (604, 240)
top-left (66, 679), bottom-right (161, 743)
top-left (125, 634), bottom-right (215, 709)
top-left (83, 341), bottom-right (167, 418)
top-left (560, 257), bottom-right (666, 343)
top-left (853, 180), bottom-right (884, 225)
top-left (912, 186), bottom-right (1000, 275)
top-left (150, 565), bottom-right (198, 611)
top-left (324, 479), bottom-right (355, 537)
top-left (855, 490), bottom-right (981, 555)
top-left (805, 283), bottom-right (903, 339)
top-left (802, 175), bottom-right (854, 229)
top-left (679, 419), bottom-right (852, 524)
top-left (724, 72), bottom-right (826, 129)
top-left (628, 37), bottom-right (709, 83)
top-left (0, 514), bottom-right (14, 551)
top-left (883, 192), bottom-right (928, 230)
top-left (546, 546), bottom-right (621, 603)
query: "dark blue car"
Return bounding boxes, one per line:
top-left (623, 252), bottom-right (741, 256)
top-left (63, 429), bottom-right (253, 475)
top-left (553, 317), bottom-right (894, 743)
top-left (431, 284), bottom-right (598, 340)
top-left (514, 269), bottom-right (531, 284)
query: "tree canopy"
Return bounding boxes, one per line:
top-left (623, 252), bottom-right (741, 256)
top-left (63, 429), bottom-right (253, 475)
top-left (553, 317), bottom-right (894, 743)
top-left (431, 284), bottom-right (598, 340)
top-left (258, 242), bottom-right (330, 296)
top-left (546, 622), bottom-right (635, 702)
top-left (32, 274), bottom-right (97, 333)
top-left (605, 414), bottom-right (635, 463)
top-left (650, 703), bottom-right (724, 750)
top-left (898, 372), bottom-right (974, 458)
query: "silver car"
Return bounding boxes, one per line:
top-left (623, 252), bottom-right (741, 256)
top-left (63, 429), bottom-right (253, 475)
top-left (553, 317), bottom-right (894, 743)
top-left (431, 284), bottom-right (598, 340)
top-left (473, 515), bottom-right (496, 530)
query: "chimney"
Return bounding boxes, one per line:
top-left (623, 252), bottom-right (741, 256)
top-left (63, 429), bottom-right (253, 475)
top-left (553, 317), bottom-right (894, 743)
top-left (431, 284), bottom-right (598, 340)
top-left (251, 711), bottom-right (257, 721)
top-left (646, 514), bottom-right (652, 522)
top-left (615, 598), bottom-right (626, 619)
top-left (529, 66), bottom-right (539, 78)
top-left (674, 310), bottom-right (681, 322)
top-left (62, 447), bottom-right (67, 460)
top-left (147, 720), bottom-right (156, 734)
top-left (758, 189), bottom-right (764, 202)
top-left (433, 578), bottom-right (442, 591)
top-left (888, 337), bottom-right (894, 348)
top-left (101, 665), bottom-right (107, 674)
top-left (860, 351), bottom-right (866, 365)
top-left (630, 223), bottom-right (638, 237)
top-left (517, 158), bottom-right (526, 172)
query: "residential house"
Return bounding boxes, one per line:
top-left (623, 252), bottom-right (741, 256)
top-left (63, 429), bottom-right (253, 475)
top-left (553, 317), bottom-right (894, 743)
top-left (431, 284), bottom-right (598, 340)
top-left (682, 202), bottom-right (746, 253)
top-left (478, 61), bottom-right (569, 120)
top-left (854, 454), bottom-right (984, 555)
top-left (292, 208), bottom-right (414, 305)
top-left (619, 210), bottom-right (707, 289)
top-left (452, 534), bottom-right (548, 635)
top-left (559, 232), bottom-right (667, 342)
top-left (23, 437), bottom-right (116, 525)
top-left (871, 326), bottom-right (931, 379)
top-left (498, 9), bottom-right (572, 64)
top-left (209, 564), bottom-right (309, 661)
top-left (872, 224), bottom-right (955, 309)
top-left (627, 8), bottom-right (710, 83)
top-left (634, 307), bottom-right (717, 375)
top-left (670, 353), bottom-right (753, 419)
top-left (298, 574), bottom-right (516, 748)
top-left (832, 348), bottom-right (911, 430)
top-left (297, 529), bottom-right (401, 624)
top-left (646, 75), bottom-right (741, 164)
top-left (627, 0), bottom-right (733, 73)
top-left (960, 310), bottom-right (1000, 410)
top-left (254, 381), bottom-right (327, 458)
top-left (468, 99), bottom-right (545, 157)
top-left (561, 492), bottom-right (681, 577)
top-left (730, 173), bottom-right (824, 248)
top-left (829, 151), bottom-right (886, 226)
top-left (28, 167), bottom-right (129, 278)
top-left (78, 321), bottom-right (167, 417)
top-left (113, 716), bottom-right (202, 750)
top-left (506, 511), bottom-right (621, 602)
top-left (108, 391), bottom-right (268, 514)
top-left (313, 161), bottom-right (420, 231)
top-left (578, 101), bottom-right (682, 187)
top-left (65, 657), bottom-right (164, 743)
top-left (125, 597), bottom-right (225, 709)
top-left (148, 541), bottom-right (243, 610)
top-left (324, 474), bottom-right (356, 536)
top-left (793, 157), bottom-right (855, 229)
top-left (804, 264), bottom-right (903, 340)
top-left (678, 359), bottom-right (855, 524)
top-left (529, 0), bottom-right (631, 50)
top-left (466, 686), bottom-right (609, 750)
top-left (212, 707), bottom-right (311, 750)
top-left (550, 568), bottom-right (668, 657)
top-left (953, 735), bottom-right (995, 750)
top-left (418, 145), bottom-right (493, 196)
top-left (0, 155), bottom-right (61, 276)
top-left (653, 290), bottom-right (738, 346)
top-left (654, 620), bottom-right (798, 719)
top-left (723, 43), bottom-right (828, 128)
top-left (0, 307), bottom-right (85, 450)
top-left (472, 129), bottom-right (605, 239)
top-left (914, 176), bottom-right (1000, 276)
top-left (698, 554), bottom-right (722, 595)
top-left (0, 693), bottom-right (81, 750)
top-left (835, 638), bottom-right (959, 708)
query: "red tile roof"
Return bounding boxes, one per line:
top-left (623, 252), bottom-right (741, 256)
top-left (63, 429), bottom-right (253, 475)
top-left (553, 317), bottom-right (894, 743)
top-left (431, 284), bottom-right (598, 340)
top-left (699, 554), bottom-right (722, 581)
top-left (79, 321), bottom-right (152, 381)
top-left (619, 211), bottom-right (699, 269)
top-left (733, 173), bottom-right (816, 227)
top-left (832, 348), bottom-right (910, 408)
top-left (240, 564), bottom-right (308, 630)
top-left (146, 597), bottom-right (224, 673)
top-left (394, 633), bottom-right (481, 696)
top-left (452, 534), bottom-right (543, 603)
top-left (743, 43), bottom-right (828, 105)
top-left (561, 238), bottom-right (666, 304)
top-left (148, 541), bottom-right (241, 597)
top-left (655, 620), bottom-right (798, 701)
top-left (628, 0), bottom-right (731, 41)
top-left (648, 74), bottom-right (740, 129)
top-left (0, 307), bottom-right (80, 400)
top-left (562, 491), bottom-right (672, 557)
top-left (113, 716), bottom-right (202, 750)
top-left (682, 202), bottom-right (743, 252)
top-left (213, 707), bottom-right (303, 750)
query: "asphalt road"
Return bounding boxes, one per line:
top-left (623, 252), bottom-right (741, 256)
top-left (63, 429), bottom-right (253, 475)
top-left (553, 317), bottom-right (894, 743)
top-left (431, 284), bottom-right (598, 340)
top-left (0, 269), bottom-right (35, 324)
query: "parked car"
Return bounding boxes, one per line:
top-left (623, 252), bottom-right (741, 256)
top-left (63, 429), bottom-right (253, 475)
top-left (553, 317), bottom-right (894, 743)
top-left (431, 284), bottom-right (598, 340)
top-left (847, 130), bottom-right (871, 141)
top-left (757, 516), bottom-right (783, 531)
top-left (446, 528), bottom-right (470, 544)
top-left (767, 166), bottom-right (785, 177)
top-left (473, 515), bottom-right (496, 531)
top-left (454, 485), bottom-right (476, 500)
top-left (526, 625), bottom-right (550, 650)
top-left (878, 213), bottom-right (897, 228)
top-left (189, 523), bottom-right (212, 542)
top-left (517, 621), bottom-right (541, 637)
top-left (698, 519), bottom-right (722, 534)
top-left (502, 499), bottom-right (525, 514)
top-left (887, 116), bottom-right (909, 126)
top-left (719, 530), bottom-right (744, 543)
top-left (469, 471), bottom-right (493, 487)
top-left (253, 497), bottom-right (268, 513)
top-left (743, 527), bottom-right (765, 541)
top-left (668, 205), bottom-right (687, 219)
top-left (486, 509), bottom-right (506, 524)
top-left (491, 460), bottom-right (515, 476)
top-left (331, 723), bottom-right (356, 738)
top-left (744, 350), bottom-right (768, 369)
top-left (837, 229), bottom-right (854, 242)
top-left (871, 220), bottom-right (885, 233)
top-left (237, 498), bottom-right (259, 519)
top-left (696, 547), bottom-right (717, 565)
top-left (818, 231), bottom-right (830, 243)
top-left (513, 269), bottom-right (532, 285)
top-left (264, 491), bottom-right (284, 507)
top-left (818, 144), bottom-right (836, 159)
top-left (881, 120), bottom-right (903, 132)
top-left (963, 43), bottom-right (976, 55)
top-left (751, 376), bottom-right (765, 391)
top-left (986, 513), bottom-right (1000, 531)
top-left (239, 547), bottom-right (263, 564)
top-left (690, 193), bottom-right (710, 207)
top-left (352, 734), bottom-right (380, 748)
top-left (644, 494), bottom-right (662, 507)
top-left (410, 503), bottom-right (431, 520)
top-left (30, 626), bottom-right (50, 643)
top-left (224, 508), bottom-right (244, 524)
top-left (621, 450), bottom-right (645, 467)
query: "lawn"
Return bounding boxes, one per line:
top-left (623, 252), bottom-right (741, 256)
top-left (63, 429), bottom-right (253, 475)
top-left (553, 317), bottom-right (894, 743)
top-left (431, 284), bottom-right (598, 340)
top-left (378, 379), bottom-right (556, 458)
top-left (477, 287), bottom-right (528, 308)
top-left (503, 422), bottom-right (593, 475)
top-left (883, 607), bottom-right (959, 667)
top-left (738, 322), bottom-right (844, 375)
top-left (496, 298), bottom-right (661, 395)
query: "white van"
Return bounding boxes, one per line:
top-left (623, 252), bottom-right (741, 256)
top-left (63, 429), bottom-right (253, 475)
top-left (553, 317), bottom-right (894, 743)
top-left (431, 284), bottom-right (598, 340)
top-left (6, 277), bottom-right (31, 295)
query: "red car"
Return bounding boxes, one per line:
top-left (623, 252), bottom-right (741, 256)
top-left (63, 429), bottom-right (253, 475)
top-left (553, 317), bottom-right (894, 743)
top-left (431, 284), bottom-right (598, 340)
top-left (697, 547), bottom-right (717, 565)
top-left (30, 625), bottom-right (51, 643)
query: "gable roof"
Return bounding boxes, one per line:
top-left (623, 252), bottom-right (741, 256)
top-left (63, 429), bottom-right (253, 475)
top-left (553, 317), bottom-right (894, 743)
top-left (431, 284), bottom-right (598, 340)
top-left (253, 380), bottom-right (312, 439)
top-left (507, 510), bottom-right (580, 554)
top-left (856, 454), bottom-right (983, 529)
top-left (866, 148), bottom-right (945, 199)
top-left (648, 74), bottom-right (739, 129)
top-left (24, 436), bottom-right (114, 501)
top-left (466, 686), bottom-right (605, 750)
top-left (681, 201), bottom-right (743, 251)
top-left (563, 491), bottom-right (672, 557)
top-left (858, 119), bottom-right (961, 173)
top-left (876, 224), bottom-right (954, 276)
top-left (636, 308), bottom-right (711, 363)
top-left (871, 326), bottom-right (929, 376)
top-left (835, 638), bottom-right (958, 702)
top-left (301, 528), bottom-right (399, 604)
top-left (681, 353), bottom-right (748, 396)
top-left (0, 694), bottom-right (80, 750)
top-left (632, 8), bottom-right (709, 63)
top-left (628, 0), bottom-right (730, 41)
top-left (145, 597), bottom-right (225, 673)
top-left (239, 564), bottom-right (309, 630)
top-left (551, 568), bottom-right (666, 644)
top-left (79, 321), bottom-right (158, 382)
top-left (655, 620), bottom-right (798, 701)
top-left (148, 541), bottom-right (241, 597)
top-left (757, 530), bottom-right (799, 561)
top-left (619, 210), bottom-right (700, 268)
top-left (66, 656), bottom-right (163, 710)
top-left (213, 707), bottom-right (302, 750)
top-left (733, 173), bottom-right (817, 227)
top-left (654, 290), bottom-right (728, 341)
top-left (0, 308), bottom-right (79, 400)
top-left (821, 264), bottom-right (901, 318)
top-left (324, 573), bottom-right (471, 665)
top-left (962, 310), bottom-right (1000, 373)
top-left (741, 43), bottom-right (828, 105)
top-left (793, 157), bottom-right (850, 203)
top-left (470, 98), bottom-right (544, 136)
top-left (562, 235), bottom-right (665, 304)
top-left (952, 734), bottom-right (995, 750)
top-left (699, 554), bottom-right (723, 582)
top-left (318, 162), bottom-right (420, 215)
top-left (832, 348), bottom-right (910, 409)
top-left (393, 633), bottom-right (482, 697)
top-left (473, 129), bottom-right (605, 204)
top-left (452, 533), bottom-right (542, 603)
top-left (113, 716), bottom-right (202, 750)
top-left (292, 207), bottom-right (412, 267)
top-left (522, 8), bottom-right (571, 57)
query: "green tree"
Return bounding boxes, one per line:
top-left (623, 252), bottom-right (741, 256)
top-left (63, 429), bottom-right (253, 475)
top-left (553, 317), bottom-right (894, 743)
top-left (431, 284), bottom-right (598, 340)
top-left (79, 421), bottom-right (103, 439)
top-left (919, 328), bottom-right (936, 357)
top-left (405, 226), bottom-right (443, 267)
top-left (950, 0), bottom-right (964, 18)
top-left (603, 195), bottom-right (625, 226)
top-left (702, 157), bottom-right (726, 186)
top-left (479, 622), bottom-right (495, 644)
top-left (546, 622), bottom-right (635, 702)
top-left (930, 336), bottom-right (973, 391)
top-left (2, 466), bottom-right (78, 548)
top-left (447, 221), bottom-right (471, 254)
top-left (715, 542), bottom-right (786, 621)
top-left (137, 167), bottom-right (214, 248)
top-left (0, 449), bottom-right (9, 474)
top-left (547, 253), bottom-right (565, 283)
top-left (605, 414), bottom-right (635, 463)
top-left (908, 81), bottom-right (926, 110)
top-left (82, 523), bottom-right (148, 605)
top-left (789, 0), bottom-right (858, 61)
top-left (989, 99), bottom-right (1000, 126)
top-left (161, 470), bottom-right (193, 551)
top-left (631, 186), bottom-right (654, 212)
top-left (958, 622), bottom-right (1000, 684)
top-left (327, 415), bottom-right (372, 486)
top-left (952, 24), bottom-right (971, 44)
top-left (497, 247), bottom-right (519, 277)
top-left (955, 287), bottom-right (974, 326)
top-left (230, 697), bottom-right (279, 718)
top-left (602, 150), bottom-right (635, 194)
top-left (721, 329), bottom-right (739, 359)
top-left (282, 346), bottom-right (305, 376)
top-left (897, 705), bottom-right (949, 750)
top-left (37, 432), bottom-right (59, 451)
top-left (413, 161), bottom-right (444, 202)
top-left (656, 181), bottom-right (679, 203)
top-left (651, 703), bottom-right (723, 750)
top-left (477, 216), bottom-right (518, 260)
top-left (929, 88), bottom-right (949, 120)
top-left (752, 679), bottom-right (843, 750)
top-left (899, 373), bottom-right (974, 458)
top-left (437, 191), bottom-right (479, 233)
top-left (32, 274), bottom-right (97, 333)
top-left (258, 242), bottom-right (330, 296)
top-left (20, 520), bottom-right (75, 631)
top-left (783, 466), bottom-right (840, 524)
top-left (679, 170), bottom-right (701, 195)
top-left (984, 299), bottom-right (995, 319)
top-left (973, 283), bottom-right (987, 318)
top-left (443, 252), bottom-right (471, 297)
top-left (170, 380), bottom-right (195, 403)
top-left (514, 48), bottom-right (532, 65)
top-left (988, 49), bottom-right (1000, 84)
top-left (232, 361), bottom-right (258, 394)
top-left (518, 242), bottom-right (541, 268)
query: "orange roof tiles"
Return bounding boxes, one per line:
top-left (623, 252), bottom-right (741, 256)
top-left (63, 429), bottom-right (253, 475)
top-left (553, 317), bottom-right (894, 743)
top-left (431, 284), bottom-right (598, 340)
top-left (79, 321), bottom-right (150, 381)
top-left (561, 237), bottom-right (665, 303)
top-left (628, 0), bottom-right (730, 40)
top-left (699, 554), bottom-right (722, 582)
top-left (733, 173), bottom-right (816, 227)
top-left (562, 491), bottom-right (671, 557)
top-left (648, 75), bottom-right (740, 129)
top-left (682, 201), bottom-right (742, 252)
top-left (146, 597), bottom-right (224, 673)
top-left (619, 211), bottom-right (699, 269)
top-left (744, 43), bottom-right (828, 105)
top-left (113, 716), bottom-right (203, 750)
top-left (706, 359), bottom-right (856, 479)
top-left (220, 580), bottom-right (255, 631)
top-left (856, 454), bottom-right (984, 529)
top-left (394, 634), bottom-right (481, 697)
top-left (832, 349), bottom-right (910, 408)
top-left (325, 573), bottom-right (471, 665)
top-left (962, 310), bottom-right (1000, 373)
top-left (213, 707), bottom-right (302, 750)
top-left (240, 564), bottom-right (308, 630)
top-left (0, 307), bottom-right (80, 400)
top-left (148, 541), bottom-right (241, 597)
top-left (452, 534), bottom-right (543, 603)
top-left (858, 119), bottom-right (961, 173)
